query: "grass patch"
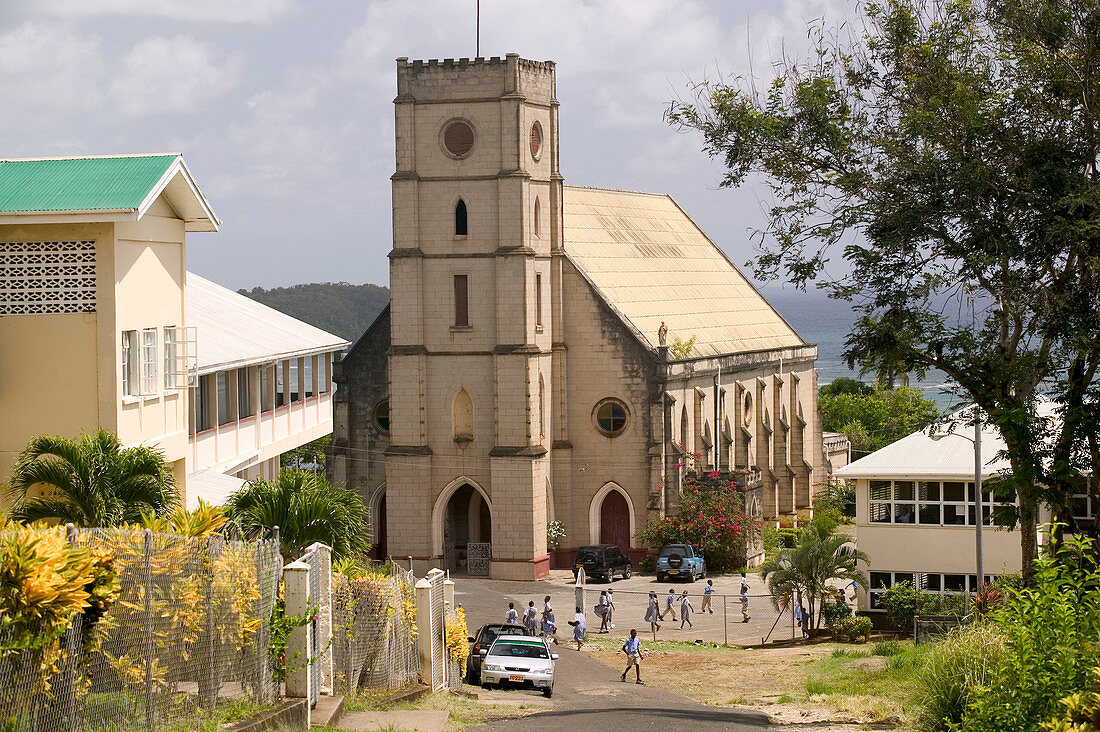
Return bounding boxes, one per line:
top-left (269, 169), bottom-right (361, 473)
top-left (83, 695), bottom-right (272, 732)
top-left (580, 634), bottom-right (742, 655)
top-left (330, 688), bottom-right (541, 732)
top-left (871, 640), bottom-right (905, 657)
top-left (343, 685), bottom-right (420, 712)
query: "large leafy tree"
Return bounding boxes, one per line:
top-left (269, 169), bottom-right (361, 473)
top-left (819, 380), bottom-right (939, 455)
top-left (669, 0), bottom-right (1100, 581)
top-left (224, 470), bottom-right (369, 561)
top-left (7, 430), bottom-right (178, 527)
top-left (761, 521), bottom-right (868, 632)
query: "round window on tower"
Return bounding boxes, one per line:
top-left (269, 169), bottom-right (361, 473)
top-left (594, 398), bottom-right (629, 437)
top-left (530, 121), bottom-right (543, 161)
top-left (441, 119), bottom-right (475, 159)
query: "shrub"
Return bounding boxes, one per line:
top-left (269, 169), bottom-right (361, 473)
top-left (638, 555), bottom-right (655, 572)
top-left (958, 532), bottom-right (1100, 731)
top-left (546, 520), bottom-right (566, 551)
top-left (912, 623), bottom-right (1007, 732)
top-left (638, 470), bottom-right (761, 572)
top-left (882, 581), bottom-right (921, 631)
top-left (834, 616), bottom-right (872, 642)
top-left (1041, 667), bottom-right (1100, 732)
top-left (822, 597), bottom-right (853, 629)
top-left (814, 479), bottom-right (856, 522)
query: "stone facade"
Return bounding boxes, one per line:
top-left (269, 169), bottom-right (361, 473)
top-left (330, 55), bottom-right (823, 580)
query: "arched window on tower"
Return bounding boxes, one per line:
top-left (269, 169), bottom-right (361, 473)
top-left (533, 197), bottom-right (541, 238)
top-left (453, 388), bottom-right (473, 442)
top-left (455, 199), bottom-right (468, 237)
top-left (680, 405), bottom-right (689, 454)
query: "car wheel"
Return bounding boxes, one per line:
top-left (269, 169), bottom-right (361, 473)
top-left (543, 686), bottom-right (553, 698)
top-left (623, 564), bottom-right (632, 580)
top-left (657, 572), bottom-right (665, 582)
top-left (688, 568), bottom-right (697, 583)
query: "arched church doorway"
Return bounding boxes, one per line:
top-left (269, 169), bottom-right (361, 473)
top-left (442, 483), bottom-right (492, 572)
top-left (371, 494), bottom-right (387, 560)
top-left (599, 490), bottom-right (630, 549)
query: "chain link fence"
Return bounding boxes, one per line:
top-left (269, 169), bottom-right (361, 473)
top-left (331, 564), bottom-right (419, 694)
top-left (0, 527), bottom-right (280, 732)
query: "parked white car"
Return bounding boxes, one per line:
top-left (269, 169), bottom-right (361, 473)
top-left (478, 634), bottom-right (558, 698)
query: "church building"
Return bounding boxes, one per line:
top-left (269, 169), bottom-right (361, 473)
top-left (329, 55), bottom-right (823, 580)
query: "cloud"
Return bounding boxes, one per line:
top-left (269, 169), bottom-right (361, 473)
top-left (109, 36), bottom-right (242, 116)
top-left (0, 22), bottom-right (104, 111)
top-left (24, 0), bottom-right (295, 24)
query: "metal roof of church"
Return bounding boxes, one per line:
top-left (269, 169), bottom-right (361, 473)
top-left (187, 273), bottom-right (349, 374)
top-left (562, 186), bottom-right (806, 357)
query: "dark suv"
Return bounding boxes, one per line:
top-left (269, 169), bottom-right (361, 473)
top-left (573, 544), bottom-right (632, 582)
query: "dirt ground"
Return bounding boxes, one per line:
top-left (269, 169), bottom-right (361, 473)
top-left (581, 637), bottom-right (909, 730)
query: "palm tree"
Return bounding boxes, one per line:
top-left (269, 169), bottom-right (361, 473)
top-left (762, 521), bottom-right (868, 633)
top-left (224, 470), bottom-right (369, 561)
top-left (7, 430), bottom-right (179, 527)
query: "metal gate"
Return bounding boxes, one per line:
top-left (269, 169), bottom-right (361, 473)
top-left (467, 542), bottom-right (491, 576)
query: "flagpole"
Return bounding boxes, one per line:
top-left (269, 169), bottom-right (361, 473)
top-left (476, 0), bottom-right (480, 57)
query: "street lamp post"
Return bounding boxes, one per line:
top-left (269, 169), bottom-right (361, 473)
top-left (931, 408), bottom-right (984, 588)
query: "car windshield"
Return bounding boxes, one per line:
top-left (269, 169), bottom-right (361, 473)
top-left (661, 545), bottom-right (690, 556)
top-left (479, 625), bottom-right (521, 643)
top-left (489, 642), bottom-right (549, 659)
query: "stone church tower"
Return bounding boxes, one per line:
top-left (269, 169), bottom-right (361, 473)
top-left (331, 54), bottom-right (825, 582)
top-left (386, 55), bottom-right (558, 579)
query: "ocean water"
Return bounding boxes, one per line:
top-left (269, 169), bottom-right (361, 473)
top-left (763, 288), bottom-right (962, 412)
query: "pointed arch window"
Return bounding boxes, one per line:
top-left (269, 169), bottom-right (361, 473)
top-left (453, 388), bottom-right (474, 442)
top-left (533, 197), bottom-right (541, 239)
top-left (455, 199), bottom-right (468, 237)
top-left (538, 374), bottom-right (547, 440)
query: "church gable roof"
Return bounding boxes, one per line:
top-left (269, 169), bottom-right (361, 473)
top-left (562, 186), bottom-right (805, 357)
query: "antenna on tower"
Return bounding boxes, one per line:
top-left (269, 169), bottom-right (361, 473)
top-left (476, 0), bottom-right (480, 57)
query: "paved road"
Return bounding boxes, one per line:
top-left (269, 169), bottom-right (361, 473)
top-left (458, 577), bottom-right (771, 731)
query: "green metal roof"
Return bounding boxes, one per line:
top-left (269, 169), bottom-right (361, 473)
top-left (0, 154), bottom-right (178, 213)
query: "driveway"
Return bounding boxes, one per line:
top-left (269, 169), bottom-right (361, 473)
top-left (457, 576), bottom-right (771, 731)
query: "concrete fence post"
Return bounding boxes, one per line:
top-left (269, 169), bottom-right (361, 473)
top-left (443, 578), bottom-right (455, 613)
top-left (306, 543), bottom-right (334, 695)
top-left (574, 567), bottom-right (586, 614)
top-left (284, 559), bottom-right (312, 727)
top-left (414, 578), bottom-right (433, 686)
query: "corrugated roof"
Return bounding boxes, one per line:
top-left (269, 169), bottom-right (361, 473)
top-left (187, 273), bottom-right (350, 374)
top-left (0, 153), bottom-right (220, 231)
top-left (835, 400), bottom-right (1057, 479)
top-left (0, 154), bottom-right (176, 212)
top-left (562, 186), bottom-right (806, 356)
top-left (186, 469), bottom-right (245, 510)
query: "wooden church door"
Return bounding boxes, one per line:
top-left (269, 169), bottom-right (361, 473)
top-left (600, 490), bottom-right (630, 549)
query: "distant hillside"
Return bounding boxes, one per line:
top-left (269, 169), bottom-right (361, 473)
top-left (238, 282), bottom-right (389, 344)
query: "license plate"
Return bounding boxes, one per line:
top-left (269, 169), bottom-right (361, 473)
top-left (669, 570), bottom-right (678, 575)
top-left (509, 674), bottom-right (524, 682)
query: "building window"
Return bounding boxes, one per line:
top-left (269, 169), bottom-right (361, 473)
top-left (375, 400), bottom-right (390, 432)
top-left (455, 200), bottom-right (468, 237)
top-left (530, 121), bottom-right (543, 160)
top-left (533, 197), bottom-right (541, 238)
top-left (868, 479), bottom-right (1006, 526)
top-left (237, 368), bottom-right (253, 418)
top-left (453, 388), bottom-right (474, 441)
top-left (453, 274), bottom-right (469, 327)
top-left (163, 327), bottom-right (177, 390)
top-left (121, 330), bottom-right (137, 396)
top-left (141, 329), bottom-right (158, 395)
top-left (441, 119), bottom-right (475, 158)
top-left (535, 273), bottom-right (543, 330)
top-left (289, 358), bottom-right (300, 402)
top-left (304, 356), bottom-right (314, 398)
top-left (217, 371), bottom-right (233, 425)
top-left (595, 398), bottom-right (628, 437)
top-left (275, 362), bottom-right (285, 407)
top-left (869, 571), bottom-right (996, 610)
top-left (1072, 492), bottom-right (1095, 520)
top-left (260, 366), bottom-right (273, 411)
top-left (319, 353), bottom-right (329, 393)
top-left (196, 374), bottom-right (213, 431)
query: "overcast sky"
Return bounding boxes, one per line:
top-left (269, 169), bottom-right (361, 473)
top-left (0, 0), bottom-right (851, 291)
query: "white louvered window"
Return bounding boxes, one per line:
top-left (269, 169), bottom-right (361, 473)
top-left (121, 330), bottom-right (138, 396)
top-left (164, 327), bottom-right (177, 389)
top-left (0, 241), bottom-right (96, 315)
top-left (141, 329), bottom-right (158, 395)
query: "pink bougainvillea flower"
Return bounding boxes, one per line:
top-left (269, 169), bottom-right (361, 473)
top-left (708, 471), bottom-right (719, 478)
